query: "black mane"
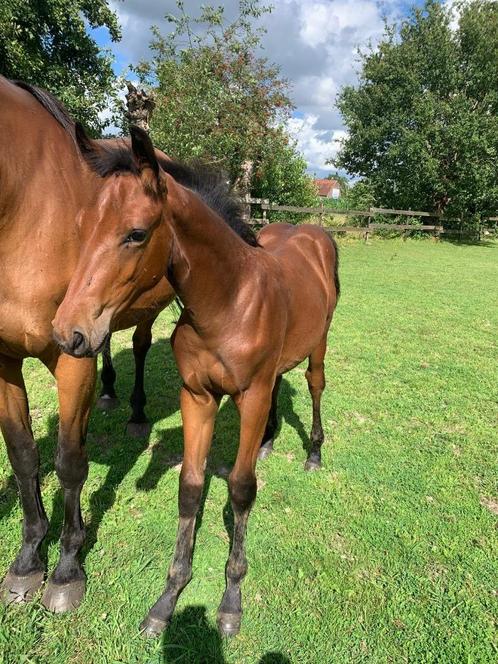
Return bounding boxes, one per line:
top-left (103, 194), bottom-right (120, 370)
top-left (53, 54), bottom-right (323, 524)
top-left (159, 159), bottom-right (260, 248)
top-left (13, 79), bottom-right (258, 248)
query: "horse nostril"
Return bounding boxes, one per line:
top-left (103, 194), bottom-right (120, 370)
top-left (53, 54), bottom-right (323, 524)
top-left (72, 330), bottom-right (86, 354)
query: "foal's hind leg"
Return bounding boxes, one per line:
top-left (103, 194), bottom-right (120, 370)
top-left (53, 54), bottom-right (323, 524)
top-left (96, 335), bottom-right (119, 410)
top-left (304, 335), bottom-right (327, 471)
top-left (0, 356), bottom-right (48, 604)
top-left (127, 317), bottom-right (154, 438)
top-left (258, 375), bottom-right (282, 460)
top-left (41, 353), bottom-right (96, 613)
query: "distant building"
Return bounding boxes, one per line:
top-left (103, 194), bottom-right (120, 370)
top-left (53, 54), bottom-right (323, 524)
top-left (315, 178), bottom-right (341, 199)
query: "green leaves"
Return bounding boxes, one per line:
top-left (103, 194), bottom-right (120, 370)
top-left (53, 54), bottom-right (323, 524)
top-left (0, 0), bottom-right (121, 136)
top-left (337, 0), bottom-right (498, 227)
top-left (136, 0), bottom-right (308, 202)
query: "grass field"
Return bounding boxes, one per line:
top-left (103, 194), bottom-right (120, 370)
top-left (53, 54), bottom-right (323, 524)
top-left (0, 238), bottom-right (497, 663)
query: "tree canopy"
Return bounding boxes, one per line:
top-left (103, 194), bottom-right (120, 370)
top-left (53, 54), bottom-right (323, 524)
top-left (0, 0), bottom-right (120, 134)
top-left (336, 0), bottom-right (498, 225)
top-left (135, 0), bottom-right (317, 206)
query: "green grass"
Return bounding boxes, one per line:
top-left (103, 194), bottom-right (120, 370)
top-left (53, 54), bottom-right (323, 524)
top-left (1, 238), bottom-right (497, 663)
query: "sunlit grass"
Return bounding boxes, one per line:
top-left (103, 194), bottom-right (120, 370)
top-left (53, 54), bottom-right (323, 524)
top-left (1, 238), bottom-right (497, 663)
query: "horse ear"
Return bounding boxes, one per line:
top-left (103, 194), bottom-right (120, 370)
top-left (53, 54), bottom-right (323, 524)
top-left (130, 125), bottom-right (159, 177)
top-left (74, 122), bottom-right (95, 156)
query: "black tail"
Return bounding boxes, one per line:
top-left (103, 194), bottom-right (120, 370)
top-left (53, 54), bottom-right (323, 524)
top-left (331, 237), bottom-right (340, 299)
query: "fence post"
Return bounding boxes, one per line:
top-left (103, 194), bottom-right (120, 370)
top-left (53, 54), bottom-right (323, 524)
top-left (364, 209), bottom-right (371, 242)
top-left (319, 201), bottom-right (324, 227)
top-left (262, 199), bottom-right (269, 225)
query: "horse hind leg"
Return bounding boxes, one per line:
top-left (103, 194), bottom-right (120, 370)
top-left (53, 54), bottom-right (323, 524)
top-left (304, 335), bottom-right (327, 471)
top-left (96, 335), bottom-right (119, 410)
top-left (257, 375), bottom-right (282, 460)
top-left (127, 317), bottom-right (155, 438)
top-left (0, 357), bottom-right (48, 605)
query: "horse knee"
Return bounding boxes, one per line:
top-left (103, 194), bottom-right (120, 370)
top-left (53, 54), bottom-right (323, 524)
top-left (228, 472), bottom-right (257, 514)
top-left (305, 367), bottom-right (325, 394)
top-left (54, 446), bottom-right (88, 489)
top-left (178, 470), bottom-right (204, 518)
top-left (5, 434), bottom-right (39, 479)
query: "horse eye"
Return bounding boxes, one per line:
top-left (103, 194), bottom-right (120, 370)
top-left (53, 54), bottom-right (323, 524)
top-left (125, 229), bottom-right (147, 244)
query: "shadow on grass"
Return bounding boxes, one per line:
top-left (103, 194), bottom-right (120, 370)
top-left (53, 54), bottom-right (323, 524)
top-left (441, 235), bottom-right (498, 247)
top-left (160, 606), bottom-right (291, 663)
top-left (1, 335), bottom-right (311, 648)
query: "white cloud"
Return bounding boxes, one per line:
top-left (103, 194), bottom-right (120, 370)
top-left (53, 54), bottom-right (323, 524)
top-left (287, 115), bottom-right (347, 173)
top-left (109, 0), bottom-right (408, 175)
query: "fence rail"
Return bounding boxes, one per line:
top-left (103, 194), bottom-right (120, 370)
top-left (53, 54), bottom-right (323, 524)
top-left (246, 197), bottom-right (497, 240)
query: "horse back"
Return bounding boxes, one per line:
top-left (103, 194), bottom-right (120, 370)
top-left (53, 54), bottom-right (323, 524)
top-left (258, 223), bottom-right (339, 372)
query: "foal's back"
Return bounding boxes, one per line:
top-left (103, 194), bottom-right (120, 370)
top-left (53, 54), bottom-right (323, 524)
top-left (258, 223), bottom-right (339, 373)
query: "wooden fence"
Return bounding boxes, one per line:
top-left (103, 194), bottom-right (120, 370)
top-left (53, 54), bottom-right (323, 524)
top-left (246, 198), bottom-right (498, 241)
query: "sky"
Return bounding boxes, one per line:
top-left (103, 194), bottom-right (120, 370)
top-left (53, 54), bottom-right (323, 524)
top-left (93, 0), bottom-right (433, 177)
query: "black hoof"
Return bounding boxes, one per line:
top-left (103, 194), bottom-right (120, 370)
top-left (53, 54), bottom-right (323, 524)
top-left (217, 611), bottom-right (241, 637)
top-left (41, 578), bottom-right (86, 613)
top-left (140, 614), bottom-right (168, 637)
top-left (257, 442), bottom-right (273, 460)
top-left (304, 458), bottom-right (321, 471)
top-left (126, 421), bottom-right (151, 438)
top-left (0, 570), bottom-right (44, 605)
top-left (96, 395), bottom-right (119, 411)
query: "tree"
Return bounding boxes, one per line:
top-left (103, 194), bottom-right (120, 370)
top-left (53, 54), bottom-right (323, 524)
top-left (0, 0), bottom-right (121, 134)
top-left (251, 130), bottom-right (319, 220)
top-left (135, 1), bottom-right (305, 200)
top-left (336, 0), bottom-right (498, 226)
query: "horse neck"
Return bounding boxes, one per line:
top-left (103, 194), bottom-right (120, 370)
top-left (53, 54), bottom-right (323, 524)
top-left (167, 179), bottom-right (255, 332)
top-left (0, 79), bottom-right (97, 231)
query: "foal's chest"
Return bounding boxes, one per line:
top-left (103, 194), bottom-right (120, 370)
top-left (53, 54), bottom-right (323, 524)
top-left (171, 323), bottom-right (247, 397)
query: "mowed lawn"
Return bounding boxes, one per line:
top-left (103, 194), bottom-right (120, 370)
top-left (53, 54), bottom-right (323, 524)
top-left (0, 239), bottom-right (497, 663)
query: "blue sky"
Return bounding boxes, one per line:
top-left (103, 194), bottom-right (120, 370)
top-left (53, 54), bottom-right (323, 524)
top-left (92, 0), bottom-right (439, 176)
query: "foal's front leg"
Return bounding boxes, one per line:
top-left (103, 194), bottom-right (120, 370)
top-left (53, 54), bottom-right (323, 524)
top-left (140, 386), bottom-right (219, 636)
top-left (41, 353), bottom-right (96, 612)
top-left (218, 382), bottom-right (273, 637)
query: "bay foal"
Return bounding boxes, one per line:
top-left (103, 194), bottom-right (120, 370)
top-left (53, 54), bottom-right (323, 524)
top-left (53, 126), bottom-right (339, 636)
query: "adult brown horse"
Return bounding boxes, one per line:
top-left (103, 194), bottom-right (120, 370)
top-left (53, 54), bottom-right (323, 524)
top-left (0, 77), bottom-right (175, 610)
top-left (53, 125), bottom-right (340, 636)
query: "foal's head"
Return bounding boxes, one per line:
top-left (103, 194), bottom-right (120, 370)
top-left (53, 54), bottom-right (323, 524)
top-left (52, 126), bottom-right (171, 357)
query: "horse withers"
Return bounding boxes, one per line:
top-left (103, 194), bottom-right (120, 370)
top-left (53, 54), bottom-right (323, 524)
top-left (53, 125), bottom-right (340, 637)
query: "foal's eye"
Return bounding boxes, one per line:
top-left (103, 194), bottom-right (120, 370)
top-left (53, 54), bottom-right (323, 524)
top-left (125, 229), bottom-right (147, 244)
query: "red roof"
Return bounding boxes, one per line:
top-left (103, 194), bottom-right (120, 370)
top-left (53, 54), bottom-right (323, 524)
top-left (315, 179), bottom-right (340, 197)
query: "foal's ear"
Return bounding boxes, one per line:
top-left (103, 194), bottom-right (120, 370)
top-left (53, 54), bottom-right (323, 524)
top-left (130, 125), bottom-right (165, 196)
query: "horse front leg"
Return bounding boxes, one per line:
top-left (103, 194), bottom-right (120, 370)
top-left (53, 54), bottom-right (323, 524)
top-left (218, 380), bottom-right (273, 637)
top-left (127, 317), bottom-right (155, 437)
top-left (140, 386), bottom-right (219, 636)
top-left (257, 375), bottom-right (282, 460)
top-left (96, 335), bottom-right (119, 410)
top-left (41, 353), bottom-right (96, 613)
top-left (0, 356), bottom-right (48, 604)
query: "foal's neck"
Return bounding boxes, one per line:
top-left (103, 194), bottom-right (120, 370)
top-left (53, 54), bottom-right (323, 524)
top-left (167, 180), bottom-right (256, 333)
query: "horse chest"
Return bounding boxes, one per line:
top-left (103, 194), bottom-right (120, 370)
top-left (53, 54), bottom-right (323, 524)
top-left (172, 326), bottom-right (251, 396)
